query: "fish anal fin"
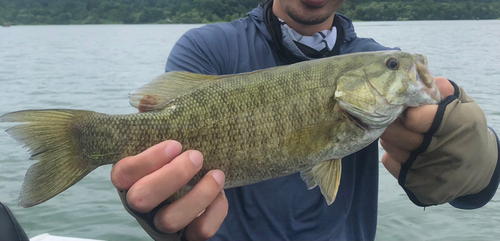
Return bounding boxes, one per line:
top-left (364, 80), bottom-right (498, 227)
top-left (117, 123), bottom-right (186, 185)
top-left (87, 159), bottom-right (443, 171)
top-left (300, 159), bottom-right (342, 205)
top-left (129, 71), bottom-right (219, 111)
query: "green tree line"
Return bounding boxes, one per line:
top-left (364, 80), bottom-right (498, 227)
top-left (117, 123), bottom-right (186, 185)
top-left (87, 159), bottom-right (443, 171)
top-left (1, 0), bottom-right (499, 25)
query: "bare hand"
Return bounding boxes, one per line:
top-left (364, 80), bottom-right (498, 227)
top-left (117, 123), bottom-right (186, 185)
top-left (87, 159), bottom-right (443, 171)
top-left (111, 141), bottom-right (228, 241)
top-left (380, 77), bottom-right (455, 178)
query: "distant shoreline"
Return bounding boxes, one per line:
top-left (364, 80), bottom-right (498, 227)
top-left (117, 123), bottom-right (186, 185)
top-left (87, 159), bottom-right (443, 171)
top-left (1, 0), bottom-right (499, 25)
top-left (4, 18), bottom-right (500, 27)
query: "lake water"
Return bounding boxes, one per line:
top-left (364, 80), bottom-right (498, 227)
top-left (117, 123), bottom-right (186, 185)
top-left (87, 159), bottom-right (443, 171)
top-left (0, 20), bottom-right (499, 240)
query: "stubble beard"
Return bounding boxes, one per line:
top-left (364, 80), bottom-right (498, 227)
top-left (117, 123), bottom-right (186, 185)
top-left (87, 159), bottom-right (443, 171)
top-left (284, 5), bottom-right (333, 25)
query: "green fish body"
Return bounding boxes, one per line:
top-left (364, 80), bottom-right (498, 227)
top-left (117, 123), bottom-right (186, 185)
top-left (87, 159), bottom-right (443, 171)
top-left (1, 50), bottom-right (440, 208)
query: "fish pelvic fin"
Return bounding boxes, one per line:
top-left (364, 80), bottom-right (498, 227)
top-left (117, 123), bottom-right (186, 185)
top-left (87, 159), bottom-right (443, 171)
top-left (129, 71), bottom-right (219, 112)
top-left (300, 159), bottom-right (342, 205)
top-left (1, 109), bottom-right (98, 208)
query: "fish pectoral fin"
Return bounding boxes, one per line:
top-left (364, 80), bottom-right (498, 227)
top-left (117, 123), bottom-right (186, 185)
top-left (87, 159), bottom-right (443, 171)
top-left (285, 121), bottom-right (337, 157)
top-left (129, 71), bottom-right (219, 112)
top-left (300, 159), bottom-right (342, 205)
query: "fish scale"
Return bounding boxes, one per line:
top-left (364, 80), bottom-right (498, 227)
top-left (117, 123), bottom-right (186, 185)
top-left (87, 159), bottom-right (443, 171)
top-left (1, 50), bottom-right (440, 207)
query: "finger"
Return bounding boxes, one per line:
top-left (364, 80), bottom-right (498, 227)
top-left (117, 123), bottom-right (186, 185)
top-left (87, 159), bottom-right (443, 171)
top-left (435, 77), bottom-right (455, 98)
top-left (401, 105), bottom-right (438, 134)
top-left (381, 152), bottom-right (401, 179)
top-left (184, 190), bottom-right (229, 241)
top-left (154, 170), bottom-right (225, 234)
top-left (126, 150), bottom-right (204, 213)
top-left (111, 140), bottom-right (182, 190)
top-left (379, 139), bottom-right (410, 163)
top-left (380, 118), bottom-right (424, 151)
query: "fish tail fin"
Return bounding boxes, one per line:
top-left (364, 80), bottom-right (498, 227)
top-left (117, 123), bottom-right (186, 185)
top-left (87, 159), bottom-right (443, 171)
top-left (1, 109), bottom-right (98, 208)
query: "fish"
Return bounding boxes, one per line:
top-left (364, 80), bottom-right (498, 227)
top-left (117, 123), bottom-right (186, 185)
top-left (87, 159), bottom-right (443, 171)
top-left (1, 50), bottom-right (441, 208)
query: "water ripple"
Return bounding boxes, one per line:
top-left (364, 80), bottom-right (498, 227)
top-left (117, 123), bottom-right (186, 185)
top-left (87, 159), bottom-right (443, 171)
top-left (0, 22), bottom-right (499, 240)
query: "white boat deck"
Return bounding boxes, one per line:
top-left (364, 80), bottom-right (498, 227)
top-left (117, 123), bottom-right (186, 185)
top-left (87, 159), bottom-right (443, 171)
top-left (30, 233), bottom-right (105, 241)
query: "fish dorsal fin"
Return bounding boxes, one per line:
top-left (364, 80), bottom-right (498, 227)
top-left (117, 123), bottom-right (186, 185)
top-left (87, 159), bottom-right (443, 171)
top-left (129, 71), bottom-right (219, 112)
top-left (285, 121), bottom-right (338, 157)
top-left (300, 159), bottom-right (342, 205)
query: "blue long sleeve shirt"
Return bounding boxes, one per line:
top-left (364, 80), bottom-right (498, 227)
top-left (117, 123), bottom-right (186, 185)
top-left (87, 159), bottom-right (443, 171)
top-left (164, 6), bottom-right (500, 241)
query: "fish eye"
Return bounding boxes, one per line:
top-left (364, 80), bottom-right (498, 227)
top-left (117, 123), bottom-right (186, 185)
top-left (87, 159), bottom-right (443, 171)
top-left (386, 58), bottom-right (399, 70)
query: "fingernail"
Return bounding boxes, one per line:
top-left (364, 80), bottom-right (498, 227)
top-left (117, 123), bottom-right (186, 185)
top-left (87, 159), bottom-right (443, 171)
top-left (164, 141), bottom-right (181, 159)
top-left (189, 151), bottom-right (203, 168)
top-left (212, 170), bottom-right (225, 186)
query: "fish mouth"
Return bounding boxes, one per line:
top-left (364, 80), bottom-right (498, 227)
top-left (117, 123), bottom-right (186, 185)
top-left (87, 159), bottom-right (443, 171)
top-left (411, 55), bottom-right (441, 103)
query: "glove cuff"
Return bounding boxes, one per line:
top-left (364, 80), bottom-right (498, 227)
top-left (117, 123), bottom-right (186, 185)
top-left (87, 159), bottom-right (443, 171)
top-left (450, 128), bottom-right (500, 209)
top-left (117, 190), bottom-right (183, 241)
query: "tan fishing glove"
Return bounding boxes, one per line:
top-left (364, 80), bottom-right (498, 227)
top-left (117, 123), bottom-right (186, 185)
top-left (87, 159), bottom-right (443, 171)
top-left (117, 190), bottom-right (182, 241)
top-left (398, 81), bottom-right (500, 207)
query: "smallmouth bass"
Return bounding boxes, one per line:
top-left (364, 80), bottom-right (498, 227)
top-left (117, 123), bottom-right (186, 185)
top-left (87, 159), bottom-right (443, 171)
top-left (1, 50), bottom-right (440, 208)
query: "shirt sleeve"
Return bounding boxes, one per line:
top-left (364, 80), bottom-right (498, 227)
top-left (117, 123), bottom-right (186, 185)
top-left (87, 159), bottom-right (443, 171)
top-left (165, 24), bottom-right (233, 75)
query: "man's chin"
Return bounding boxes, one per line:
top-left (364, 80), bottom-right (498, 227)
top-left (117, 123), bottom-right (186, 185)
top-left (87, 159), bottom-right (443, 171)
top-left (289, 13), bottom-right (332, 25)
top-left (284, 4), bottom-right (334, 26)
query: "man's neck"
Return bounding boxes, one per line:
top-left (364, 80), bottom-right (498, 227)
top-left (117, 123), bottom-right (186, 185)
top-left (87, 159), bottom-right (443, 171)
top-left (272, 1), bottom-right (335, 36)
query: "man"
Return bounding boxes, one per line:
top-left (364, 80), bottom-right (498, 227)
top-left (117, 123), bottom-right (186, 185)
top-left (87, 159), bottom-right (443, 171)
top-left (110, 0), bottom-right (500, 240)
